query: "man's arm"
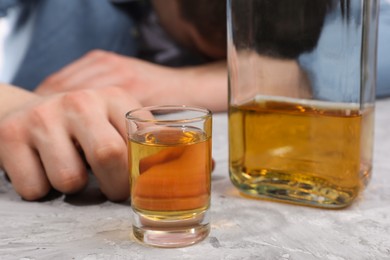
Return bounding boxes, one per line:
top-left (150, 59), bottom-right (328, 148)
top-left (34, 50), bottom-right (228, 112)
top-left (0, 84), bottom-right (37, 118)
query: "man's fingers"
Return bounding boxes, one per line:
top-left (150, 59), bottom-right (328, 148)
top-left (73, 71), bottom-right (126, 90)
top-left (36, 50), bottom-right (110, 94)
top-left (49, 64), bottom-right (112, 91)
top-left (76, 122), bottom-right (128, 201)
top-left (34, 128), bottom-right (88, 194)
top-left (105, 87), bottom-right (142, 140)
top-left (64, 91), bottom-right (129, 201)
top-left (2, 144), bottom-right (51, 200)
top-left (0, 87), bottom-right (140, 202)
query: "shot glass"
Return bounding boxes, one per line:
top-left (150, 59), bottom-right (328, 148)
top-left (126, 105), bottom-right (212, 248)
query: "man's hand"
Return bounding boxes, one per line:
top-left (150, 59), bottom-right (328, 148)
top-left (35, 50), bottom-right (228, 112)
top-left (0, 86), bottom-right (141, 201)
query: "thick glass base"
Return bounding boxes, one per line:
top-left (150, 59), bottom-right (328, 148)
top-left (131, 208), bottom-right (210, 248)
top-left (230, 169), bottom-right (362, 208)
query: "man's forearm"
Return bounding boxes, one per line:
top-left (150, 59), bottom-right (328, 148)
top-left (181, 61), bottom-right (228, 112)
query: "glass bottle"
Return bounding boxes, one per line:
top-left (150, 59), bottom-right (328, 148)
top-left (228, 0), bottom-right (379, 208)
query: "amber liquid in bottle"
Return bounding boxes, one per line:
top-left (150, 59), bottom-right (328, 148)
top-left (129, 126), bottom-right (211, 222)
top-left (229, 96), bottom-right (374, 208)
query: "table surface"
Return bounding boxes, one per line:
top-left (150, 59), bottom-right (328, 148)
top-left (1, 98), bottom-right (390, 260)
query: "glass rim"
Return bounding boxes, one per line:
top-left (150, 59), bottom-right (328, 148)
top-left (125, 105), bottom-right (212, 123)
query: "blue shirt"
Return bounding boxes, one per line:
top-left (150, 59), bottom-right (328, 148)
top-left (298, 0), bottom-right (390, 100)
top-left (8, 0), bottom-right (139, 91)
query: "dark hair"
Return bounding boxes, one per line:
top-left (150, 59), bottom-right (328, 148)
top-left (232, 0), bottom-right (335, 59)
top-left (177, 0), bottom-right (227, 51)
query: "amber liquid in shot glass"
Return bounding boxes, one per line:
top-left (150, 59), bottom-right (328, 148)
top-left (128, 126), bottom-right (211, 248)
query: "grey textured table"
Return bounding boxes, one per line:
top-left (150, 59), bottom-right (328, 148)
top-left (1, 98), bottom-right (390, 260)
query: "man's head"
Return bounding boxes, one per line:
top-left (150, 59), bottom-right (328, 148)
top-left (231, 0), bottom-right (333, 59)
top-left (152, 0), bottom-right (227, 60)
